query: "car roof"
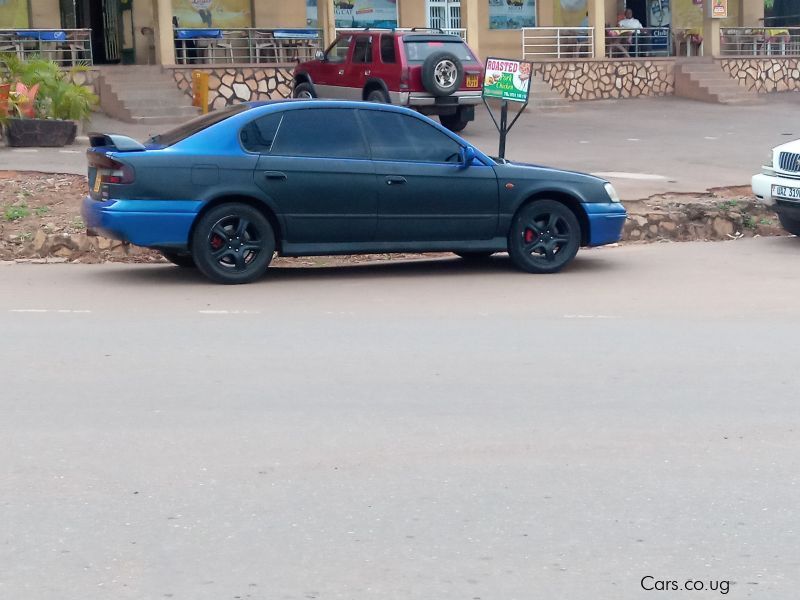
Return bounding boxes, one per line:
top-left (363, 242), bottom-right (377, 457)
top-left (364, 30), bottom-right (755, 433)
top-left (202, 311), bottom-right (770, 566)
top-left (244, 99), bottom-right (430, 118)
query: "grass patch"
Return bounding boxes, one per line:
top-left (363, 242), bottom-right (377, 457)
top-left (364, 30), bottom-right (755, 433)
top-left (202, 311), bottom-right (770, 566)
top-left (4, 204), bottom-right (30, 221)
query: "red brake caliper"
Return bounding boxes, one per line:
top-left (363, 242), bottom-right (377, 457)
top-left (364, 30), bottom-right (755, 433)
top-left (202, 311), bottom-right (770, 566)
top-left (210, 234), bottom-right (224, 250)
top-left (524, 228), bottom-right (536, 244)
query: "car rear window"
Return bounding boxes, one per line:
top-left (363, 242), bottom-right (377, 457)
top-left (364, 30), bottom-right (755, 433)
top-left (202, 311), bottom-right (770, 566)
top-left (147, 104), bottom-right (252, 147)
top-left (403, 40), bottom-right (478, 64)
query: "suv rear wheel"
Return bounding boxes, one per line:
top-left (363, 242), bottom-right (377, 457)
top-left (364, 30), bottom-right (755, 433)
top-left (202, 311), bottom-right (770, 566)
top-left (440, 108), bottom-right (470, 133)
top-left (366, 88), bottom-right (390, 103)
top-left (421, 51), bottom-right (464, 97)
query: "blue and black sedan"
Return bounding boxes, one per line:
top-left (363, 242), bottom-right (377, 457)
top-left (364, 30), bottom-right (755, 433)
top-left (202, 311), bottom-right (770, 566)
top-left (83, 101), bottom-right (626, 284)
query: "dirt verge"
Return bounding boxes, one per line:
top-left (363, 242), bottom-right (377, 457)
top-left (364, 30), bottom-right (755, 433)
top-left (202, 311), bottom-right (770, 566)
top-left (0, 172), bottom-right (789, 265)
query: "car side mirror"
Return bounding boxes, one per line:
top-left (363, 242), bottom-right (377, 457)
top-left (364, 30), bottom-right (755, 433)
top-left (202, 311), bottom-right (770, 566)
top-left (460, 146), bottom-right (476, 169)
top-left (315, 50), bottom-right (325, 61)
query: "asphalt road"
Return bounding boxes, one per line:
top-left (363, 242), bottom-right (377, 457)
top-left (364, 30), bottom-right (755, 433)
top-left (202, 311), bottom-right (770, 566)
top-left (3, 95), bottom-right (800, 199)
top-left (1, 237), bottom-right (800, 599)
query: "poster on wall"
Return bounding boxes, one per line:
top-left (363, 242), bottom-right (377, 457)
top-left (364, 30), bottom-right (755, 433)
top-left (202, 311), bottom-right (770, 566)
top-left (554, 0), bottom-right (587, 27)
top-left (307, 0), bottom-right (319, 26)
top-left (333, 0), bottom-right (398, 28)
top-left (488, 0), bottom-right (536, 30)
top-left (0, 0), bottom-right (29, 28)
top-left (649, 0), bottom-right (671, 26)
top-left (171, 0), bottom-right (252, 28)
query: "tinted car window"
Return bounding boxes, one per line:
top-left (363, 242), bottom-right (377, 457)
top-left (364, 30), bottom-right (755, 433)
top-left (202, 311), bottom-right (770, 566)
top-left (380, 35), bottom-right (396, 63)
top-left (403, 40), bottom-right (478, 64)
top-left (147, 103), bottom-right (251, 146)
top-left (325, 35), bottom-right (352, 63)
top-left (360, 111), bottom-right (461, 163)
top-left (240, 113), bottom-right (283, 153)
top-left (352, 36), bottom-right (372, 64)
top-left (271, 109), bottom-right (368, 159)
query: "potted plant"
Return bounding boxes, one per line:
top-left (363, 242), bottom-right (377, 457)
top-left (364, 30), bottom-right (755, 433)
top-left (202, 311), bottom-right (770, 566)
top-left (0, 55), bottom-right (98, 148)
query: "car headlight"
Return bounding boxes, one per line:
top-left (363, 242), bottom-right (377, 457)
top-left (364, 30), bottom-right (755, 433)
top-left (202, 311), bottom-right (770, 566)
top-left (762, 152), bottom-right (775, 175)
top-left (604, 182), bottom-right (620, 203)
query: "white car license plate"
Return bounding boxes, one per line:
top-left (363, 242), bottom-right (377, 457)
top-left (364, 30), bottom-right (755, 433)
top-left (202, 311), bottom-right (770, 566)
top-left (773, 184), bottom-right (800, 200)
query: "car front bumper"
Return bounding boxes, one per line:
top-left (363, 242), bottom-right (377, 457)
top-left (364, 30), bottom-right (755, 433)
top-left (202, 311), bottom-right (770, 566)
top-left (752, 172), bottom-right (800, 219)
top-left (81, 196), bottom-right (202, 249)
top-left (585, 202), bottom-right (627, 246)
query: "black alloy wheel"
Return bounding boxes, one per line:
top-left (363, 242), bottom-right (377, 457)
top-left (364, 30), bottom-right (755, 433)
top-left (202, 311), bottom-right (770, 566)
top-left (161, 251), bottom-right (196, 268)
top-left (508, 200), bottom-right (581, 274)
top-left (191, 203), bottom-right (275, 284)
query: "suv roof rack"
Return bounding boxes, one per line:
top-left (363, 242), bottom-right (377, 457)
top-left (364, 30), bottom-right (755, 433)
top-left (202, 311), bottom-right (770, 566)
top-left (408, 27), bottom-right (445, 33)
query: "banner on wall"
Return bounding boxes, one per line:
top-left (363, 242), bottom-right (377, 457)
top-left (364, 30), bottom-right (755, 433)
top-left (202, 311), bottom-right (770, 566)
top-left (488, 0), bottom-right (536, 30)
top-left (333, 0), bottom-right (398, 28)
top-left (555, 0), bottom-right (587, 27)
top-left (171, 0), bottom-right (252, 28)
top-left (0, 0), bottom-right (29, 28)
top-left (649, 0), bottom-right (671, 26)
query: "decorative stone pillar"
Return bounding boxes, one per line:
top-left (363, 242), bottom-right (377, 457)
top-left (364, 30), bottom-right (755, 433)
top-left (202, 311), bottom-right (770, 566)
top-left (589, 0), bottom-right (606, 58)
top-left (153, 0), bottom-right (175, 65)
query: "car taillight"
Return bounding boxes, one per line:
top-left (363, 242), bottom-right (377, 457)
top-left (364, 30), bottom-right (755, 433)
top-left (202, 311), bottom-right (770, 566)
top-left (400, 66), bottom-right (410, 91)
top-left (88, 152), bottom-right (135, 185)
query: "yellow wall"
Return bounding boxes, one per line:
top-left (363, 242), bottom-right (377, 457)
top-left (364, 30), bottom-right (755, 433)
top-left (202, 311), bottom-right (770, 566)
top-left (31, 0), bottom-right (61, 28)
top-left (0, 0), bottom-right (30, 28)
top-left (399, 0), bottom-right (427, 26)
top-left (256, 1), bottom-right (308, 28)
top-left (672, 0), bottom-right (739, 29)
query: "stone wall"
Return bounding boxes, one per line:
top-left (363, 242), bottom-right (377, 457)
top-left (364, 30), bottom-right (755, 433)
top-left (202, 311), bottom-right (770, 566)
top-left (168, 66), bottom-right (294, 111)
top-left (533, 59), bottom-right (675, 101)
top-left (718, 58), bottom-right (800, 93)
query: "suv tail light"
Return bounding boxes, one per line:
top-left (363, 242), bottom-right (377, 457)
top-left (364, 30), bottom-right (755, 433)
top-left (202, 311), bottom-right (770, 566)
top-left (88, 152), bottom-right (135, 185)
top-left (400, 66), bottom-right (410, 91)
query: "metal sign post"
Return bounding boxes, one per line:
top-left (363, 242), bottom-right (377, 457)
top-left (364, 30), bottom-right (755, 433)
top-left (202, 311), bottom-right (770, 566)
top-left (481, 57), bottom-right (533, 159)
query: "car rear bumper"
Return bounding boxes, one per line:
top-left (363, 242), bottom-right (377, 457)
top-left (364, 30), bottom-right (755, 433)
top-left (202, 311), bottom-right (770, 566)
top-left (81, 196), bottom-right (202, 249)
top-left (406, 92), bottom-right (483, 107)
top-left (584, 202), bottom-right (627, 246)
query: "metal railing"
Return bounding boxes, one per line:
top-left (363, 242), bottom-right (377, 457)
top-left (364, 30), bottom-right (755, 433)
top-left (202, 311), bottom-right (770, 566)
top-left (335, 27), bottom-right (468, 42)
top-left (0, 29), bottom-right (93, 66)
top-left (522, 27), bottom-right (594, 59)
top-left (173, 28), bottom-right (324, 65)
top-left (605, 27), bottom-right (672, 57)
top-left (720, 27), bottom-right (800, 56)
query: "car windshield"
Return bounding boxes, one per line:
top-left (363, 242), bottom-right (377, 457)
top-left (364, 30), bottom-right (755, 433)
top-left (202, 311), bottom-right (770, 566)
top-left (403, 40), bottom-right (478, 64)
top-left (147, 104), bottom-right (252, 146)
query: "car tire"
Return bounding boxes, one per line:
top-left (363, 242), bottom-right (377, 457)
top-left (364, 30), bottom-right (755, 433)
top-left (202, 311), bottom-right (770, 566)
top-left (440, 110), bottom-right (469, 132)
top-left (454, 251), bottom-right (494, 260)
top-left (778, 212), bottom-right (800, 236)
top-left (161, 251), bottom-right (196, 268)
top-left (366, 88), bottom-right (390, 103)
top-left (508, 200), bottom-right (581, 274)
top-left (293, 82), bottom-right (317, 99)
top-left (421, 51), bottom-right (464, 97)
top-left (191, 203), bottom-right (275, 285)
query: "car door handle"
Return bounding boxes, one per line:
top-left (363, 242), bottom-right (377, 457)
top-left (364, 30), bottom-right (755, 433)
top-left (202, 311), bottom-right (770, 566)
top-left (385, 176), bottom-right (407, 185)
top-left (263, 171), bottom-right (287, 180)
top-left (364, 70), bottom-right (371, 76)
top-left (338, 69), bottom-right (345, 75)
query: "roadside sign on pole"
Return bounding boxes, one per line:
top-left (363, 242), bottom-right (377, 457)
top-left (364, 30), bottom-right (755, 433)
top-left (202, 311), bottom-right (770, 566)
top-left (481, 57), bottom-right (533, 159)
top-left (482, 57), bottom-right (533, 103)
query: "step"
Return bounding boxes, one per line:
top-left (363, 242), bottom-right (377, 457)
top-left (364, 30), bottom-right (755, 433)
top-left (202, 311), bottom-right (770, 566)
top-left (128, 107), bottom-right (199, 119)
top-left (101, 79), bottom-right (180, 90)
top-left (127, 115), bottom-right (198, 126)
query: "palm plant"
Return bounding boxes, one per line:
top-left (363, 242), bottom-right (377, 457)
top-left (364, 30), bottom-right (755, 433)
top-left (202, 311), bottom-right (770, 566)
top-left (0, 54), bottom-right (97, 124)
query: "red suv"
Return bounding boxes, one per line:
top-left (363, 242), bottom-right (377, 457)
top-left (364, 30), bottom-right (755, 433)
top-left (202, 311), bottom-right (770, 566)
top-left (293, 29), bottom-right (484, 132)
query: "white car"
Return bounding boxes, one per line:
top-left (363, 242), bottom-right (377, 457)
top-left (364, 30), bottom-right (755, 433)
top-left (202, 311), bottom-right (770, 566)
top-left (752, 139), bottom-right (800, 235)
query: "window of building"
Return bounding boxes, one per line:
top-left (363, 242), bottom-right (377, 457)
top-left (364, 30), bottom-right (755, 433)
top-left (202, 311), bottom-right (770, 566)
top-left (271, 109), bottom-right (368, 160)
top-left (359, 110), bottom-right (461, 164)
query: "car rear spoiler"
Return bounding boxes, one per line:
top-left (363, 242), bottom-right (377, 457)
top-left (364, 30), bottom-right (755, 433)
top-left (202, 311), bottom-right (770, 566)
top-left (87, 132), bottom-right (146, 152)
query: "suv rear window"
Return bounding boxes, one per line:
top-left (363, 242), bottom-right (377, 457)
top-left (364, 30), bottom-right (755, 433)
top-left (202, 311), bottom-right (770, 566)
top-left (403, 40), bottom-right (478, 64)
top-left (146, 103), bottom-right (252, 146)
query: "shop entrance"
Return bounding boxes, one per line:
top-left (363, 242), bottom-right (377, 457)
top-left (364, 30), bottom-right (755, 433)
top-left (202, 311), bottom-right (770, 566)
top-left (60, 0), bottom-right (123, 63)
top-left (626, 0), bottom-right (648, 26)
top-left (426, 0), bottom-right (462, 31)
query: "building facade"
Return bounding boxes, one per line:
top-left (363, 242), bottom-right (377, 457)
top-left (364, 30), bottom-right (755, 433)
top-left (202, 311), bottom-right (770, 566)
top-left (1, 0), bottom-right (770, 65)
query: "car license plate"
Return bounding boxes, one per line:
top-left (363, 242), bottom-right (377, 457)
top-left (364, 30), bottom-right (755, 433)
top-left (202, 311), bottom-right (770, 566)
top-left (773, 184), bottom-right (800, 200)
top-left (93, 175), bottom-right (102, 193)
top-left (466, 75), bottom-right (479, 88)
